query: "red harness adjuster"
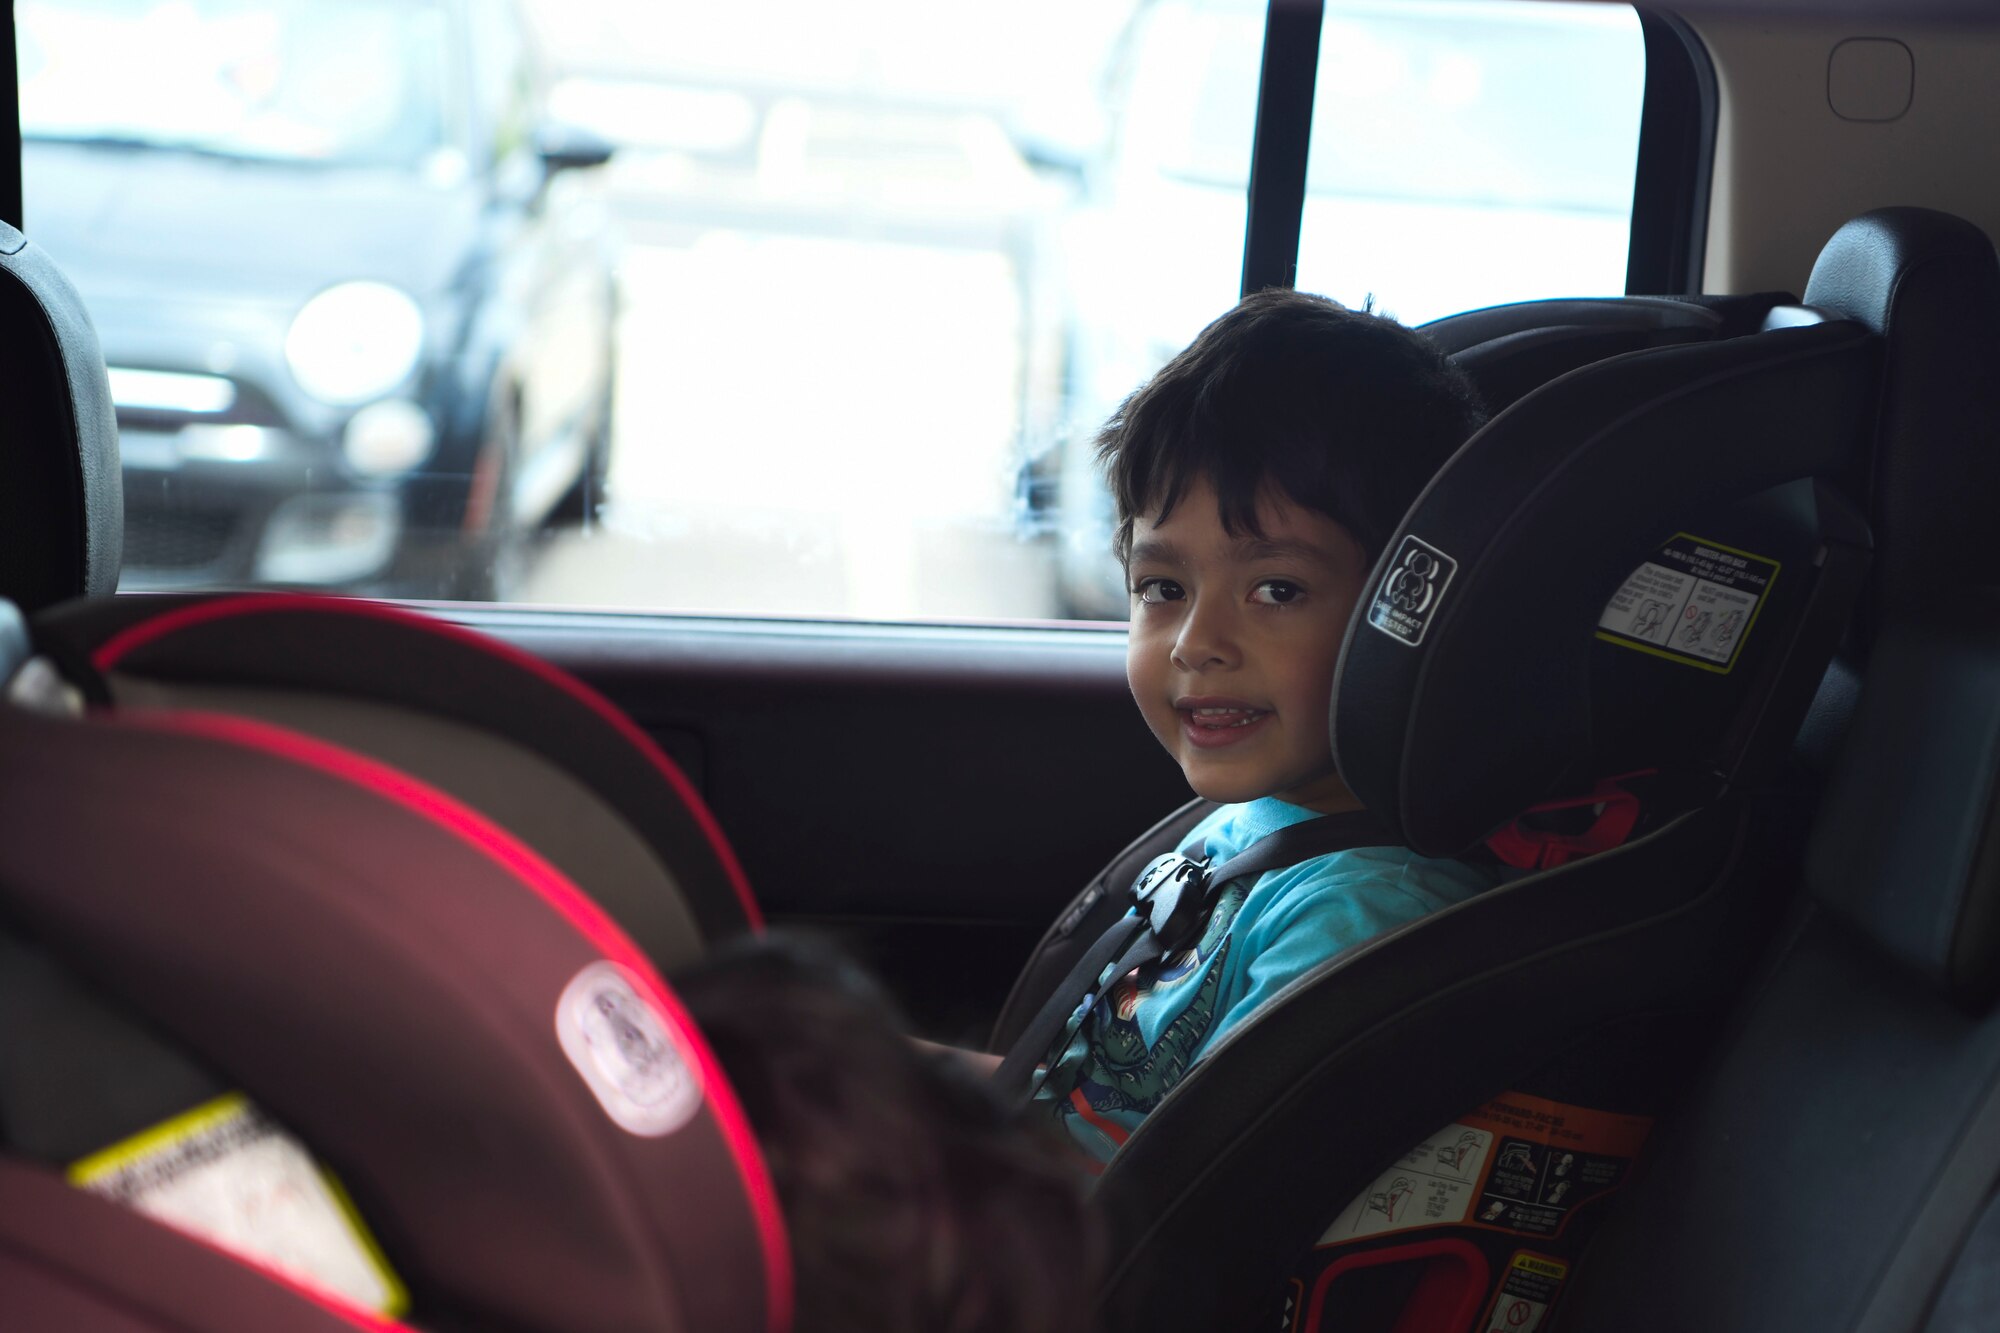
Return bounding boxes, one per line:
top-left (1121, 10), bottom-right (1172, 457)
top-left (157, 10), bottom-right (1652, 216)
top-left (1484, 771), bottom-right (1654, 872)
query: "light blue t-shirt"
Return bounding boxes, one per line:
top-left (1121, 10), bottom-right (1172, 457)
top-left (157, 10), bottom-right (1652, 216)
top-left (1031, 798), bottom-right (1499, 1162)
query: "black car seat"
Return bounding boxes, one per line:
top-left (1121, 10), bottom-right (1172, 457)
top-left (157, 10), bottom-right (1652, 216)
top-left (30, 591), bottom-right (762, 968)
top-left (1535, 208), bottom-right (2000, 1333)
top-left (1018, 207), bottom-right (1988, 1333)
top-left (0, 635), bottom-right (790, 1333)
top-left (0, 218), bottom-right (122, 607)
top-left (1076, 300), bottom-right (1878, 1333)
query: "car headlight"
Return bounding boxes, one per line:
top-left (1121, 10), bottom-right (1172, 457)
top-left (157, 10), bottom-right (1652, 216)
top-left (285, 281), bottom-right (425, 405)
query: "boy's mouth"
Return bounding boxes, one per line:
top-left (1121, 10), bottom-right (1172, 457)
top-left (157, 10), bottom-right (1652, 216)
top-left (1178, 704), bottom-right (1273, 748)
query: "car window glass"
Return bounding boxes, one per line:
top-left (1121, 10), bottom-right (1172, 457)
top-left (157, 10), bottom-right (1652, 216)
top-left (14, 0), bottom-right (1643, 622)
top-left (468, 0), bottom-right (535, 163)
top-left (1294, 1), bottom-right (1645, 324)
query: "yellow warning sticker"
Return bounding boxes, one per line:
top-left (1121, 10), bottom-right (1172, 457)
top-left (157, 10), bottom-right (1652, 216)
top-left (70, 1092), bottom-right (407, 1316)
top-left (1595, 532), bottom-right (1780, 674)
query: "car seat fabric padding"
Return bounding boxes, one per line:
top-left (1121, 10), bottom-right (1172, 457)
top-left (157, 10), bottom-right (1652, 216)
top-left (0, 703), bottom-right (789, 1333)
top-left (106, 675), bottom-right (709, 973)
top-left (0, 1157), bottom-right (410, 1333)
top-left (0, 221), bottom-right (121, 609)
top-left (37, 591), bottom-right (762, 943)
top-left (1808, 590), bottom-right (2000, 1010)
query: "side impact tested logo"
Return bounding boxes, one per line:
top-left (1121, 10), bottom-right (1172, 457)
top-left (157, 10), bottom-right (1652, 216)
top-left (557, 961), bottom-right (703, 1137)
top-left (1368, 536), bottom-right (1459, 647)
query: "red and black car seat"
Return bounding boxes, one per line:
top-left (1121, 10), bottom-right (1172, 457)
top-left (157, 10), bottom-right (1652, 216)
top-left (999, 210), bottom-right (1997, 1333)
top-left (31, 591), bottom-right (762, 970)
top-left (0, 657), bottom-right (789, 1333)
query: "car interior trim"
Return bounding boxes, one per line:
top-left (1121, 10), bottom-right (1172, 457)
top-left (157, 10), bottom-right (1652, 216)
top-left (1239, 0), bottom-right (1323, 296)
top-left (1627, 9), bottom-right (1719, 293)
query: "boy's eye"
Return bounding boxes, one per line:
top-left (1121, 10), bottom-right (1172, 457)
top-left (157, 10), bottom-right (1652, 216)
top-left (1134, 577), bottom-right (1185, 604)
top-left (1251, 579), bottom-right (1305, 606)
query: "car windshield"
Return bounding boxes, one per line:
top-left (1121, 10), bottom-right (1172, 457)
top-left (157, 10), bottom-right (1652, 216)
top-left (16, 0), bottom-right (452, 167)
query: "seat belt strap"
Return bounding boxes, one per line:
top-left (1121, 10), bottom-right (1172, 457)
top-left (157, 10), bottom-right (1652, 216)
top-left (995, 808), bottom-right (1395, 1105)
top-left (992, 907), bottom-right (1150, 1098)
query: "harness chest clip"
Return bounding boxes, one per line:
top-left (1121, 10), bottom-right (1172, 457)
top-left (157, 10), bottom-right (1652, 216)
top-left (1130, 852), bottom-right (1212, 954)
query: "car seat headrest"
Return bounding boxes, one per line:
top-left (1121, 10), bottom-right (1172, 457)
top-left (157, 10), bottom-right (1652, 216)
top-left (1802, 207), bottom-right (2000, 632)
top-left (1333, 319), bottom-right (1878, 856)
top-left (33, 591), bottom-right (764, 958)
top-left (0, 703), bottom-right (790, 1333)
top-left (1428, 293), bottom-right (1793, 416)
top-left (1807, 592), bottom-right (2000, 1014)
top-left (0, 223), bottom-right (122, 609)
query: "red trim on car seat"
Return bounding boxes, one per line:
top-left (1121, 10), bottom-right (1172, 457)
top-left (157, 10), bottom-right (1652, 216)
top-left (1303, 1237), bottom-right (1489, 1333)
top-left (90, 594), bottom-right (765, 931)
top-left (116, 707), bottom-right (795, 1333)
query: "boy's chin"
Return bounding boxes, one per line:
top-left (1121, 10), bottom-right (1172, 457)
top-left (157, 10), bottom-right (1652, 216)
top-left (1182, 762), bottom-right (1353, 811)
top-left (1180, 766), bottom-right (1282, 807)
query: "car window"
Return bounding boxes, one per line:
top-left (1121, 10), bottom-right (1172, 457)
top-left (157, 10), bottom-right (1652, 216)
top-left (13, 0), bottom-right (1645, 623)
top-left (18, 0), bottom-right (454, 167)
top-left (1294, 1), bottom-right (1644, 324)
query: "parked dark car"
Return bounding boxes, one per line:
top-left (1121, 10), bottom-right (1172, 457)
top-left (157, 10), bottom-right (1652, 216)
top-left (16, 0), bottom-right (618, 599)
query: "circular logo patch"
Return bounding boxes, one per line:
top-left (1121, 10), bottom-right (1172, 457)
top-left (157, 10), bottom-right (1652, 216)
top-left (556, 961), bottom-right (702, 1137)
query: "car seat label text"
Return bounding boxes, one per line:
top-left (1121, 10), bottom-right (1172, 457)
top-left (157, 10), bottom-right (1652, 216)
top-left (69, 1091), bottom-right (408, 1316)
top-left (1368, 535), bottom-right (1460, 647)
top-left (1594, 533), bottom-right (1779, 673)
top-left (1289, 1091), bottom-right (1651, 1333)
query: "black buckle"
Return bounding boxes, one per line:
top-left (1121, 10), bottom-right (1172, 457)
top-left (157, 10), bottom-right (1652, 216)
top-left (1131, 852), bottom-right (1212, 954)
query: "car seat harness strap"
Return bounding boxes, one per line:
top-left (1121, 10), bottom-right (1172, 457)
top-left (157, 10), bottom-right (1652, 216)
top-left (994, 809), bottom-right (1395, 1103)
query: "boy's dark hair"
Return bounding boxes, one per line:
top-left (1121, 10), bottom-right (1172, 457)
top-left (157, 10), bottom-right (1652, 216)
top-left (673, 932), bottom-right (1101, 1333)
top-left (1099, 287), bottom-right (1487, 565)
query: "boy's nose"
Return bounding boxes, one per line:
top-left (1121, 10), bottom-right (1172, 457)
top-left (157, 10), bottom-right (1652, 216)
top-left (1170, 600), bottom-right (1239, 671)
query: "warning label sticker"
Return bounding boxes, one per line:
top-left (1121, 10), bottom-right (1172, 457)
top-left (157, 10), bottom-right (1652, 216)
top-left (1595, 533), bottom-right (1779, 673)
top-left (1298, 1092), bottom-right (1649, 1333)
top-left (71, 1092), bottom-right (407, 1315)
top-left (1479, 1253), bottom-right (1568, 1333)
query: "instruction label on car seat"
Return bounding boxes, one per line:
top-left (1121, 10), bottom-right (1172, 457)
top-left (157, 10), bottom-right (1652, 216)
top-left (70, 1091), bottom-right (408, 1315)
top-left (1594, 533), bottom-right (1779, 673)
top-left (1288, 1091), bottom-right (1651, 1333)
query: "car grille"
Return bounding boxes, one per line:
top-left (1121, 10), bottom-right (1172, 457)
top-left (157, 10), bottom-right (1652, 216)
top-left (122, 508), bottom-right (239, 571)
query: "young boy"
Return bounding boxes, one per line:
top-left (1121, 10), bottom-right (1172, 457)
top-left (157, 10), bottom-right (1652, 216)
top-left (1030, 288), bottom-right (1499, 1161)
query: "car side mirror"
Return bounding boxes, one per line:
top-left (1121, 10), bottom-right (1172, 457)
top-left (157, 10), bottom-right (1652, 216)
top-left (534, 121), bottom-right (616, 175)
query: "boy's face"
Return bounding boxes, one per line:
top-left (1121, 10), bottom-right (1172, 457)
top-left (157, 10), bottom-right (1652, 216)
top-left (1124, 477), bottom-right (1369, 813)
